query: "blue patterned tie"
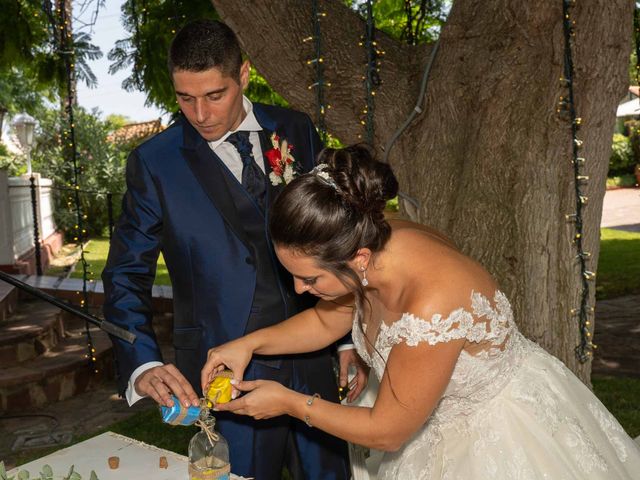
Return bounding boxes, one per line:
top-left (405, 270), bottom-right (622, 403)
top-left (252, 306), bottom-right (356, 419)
top-left (226, 131), bottom-right (266, 211)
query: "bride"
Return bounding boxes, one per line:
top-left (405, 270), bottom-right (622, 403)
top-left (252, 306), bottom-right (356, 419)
top-left (201, 144), bottom-right (640, 478)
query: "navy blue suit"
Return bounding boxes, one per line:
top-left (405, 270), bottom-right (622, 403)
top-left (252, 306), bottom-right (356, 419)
top-left (103, 104), bottom-right (349, 479)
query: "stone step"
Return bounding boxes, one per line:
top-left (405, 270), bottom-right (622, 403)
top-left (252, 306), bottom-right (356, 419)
top-left (0, 280), bottom-right (19, 323)
top-left (0, 329), bottom-right (114, 412)
top-left (0, 299), bottom-right (63, 366)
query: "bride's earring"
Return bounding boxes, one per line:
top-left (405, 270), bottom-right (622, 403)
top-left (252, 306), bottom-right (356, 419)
top-left (360, 265), bottom-right (369, 287)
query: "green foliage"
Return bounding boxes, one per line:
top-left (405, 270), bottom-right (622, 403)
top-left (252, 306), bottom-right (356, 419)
top-left (246, 67), bottom-right (289, 108)
top-left (108, 0), bottom-right (218, 112)
top-left (0, 68), bottom-right (54, 116)
top-left (629, 48), bottom-right (638, 86)
top-left (0, 0), bottom-right (50, 70)
top-left (624, 119), bottom-right (640, 166)
top-left (606, 174), bottom-right (637, 188)
top-left (386, 196), bottom-right (400, 211)
top-left (30, 107), bottom-right (128, 236)
top-left (0, 142), bottom-right (23, 176)
top-left (609, 133), bottom-right (635, 177)
top-left (0, 2), bottom-right (102, 107)
top-left (104, 114), bottom-right (131, 131)
top-left (596, 228), bottom-right (640, 300)
top-left (0, 151), bottom-right (25, 177)
top-left (350, 0), bottom-right (449, 44)
top-left (0, 461), bottom-right (97, 480)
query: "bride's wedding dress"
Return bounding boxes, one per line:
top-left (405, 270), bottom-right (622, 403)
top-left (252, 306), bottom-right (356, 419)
top-left (352, 290), bottom-right (640, 479)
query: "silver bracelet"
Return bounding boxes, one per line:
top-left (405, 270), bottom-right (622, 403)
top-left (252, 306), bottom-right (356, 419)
top-left (304, 393), bottom-right (321, 427)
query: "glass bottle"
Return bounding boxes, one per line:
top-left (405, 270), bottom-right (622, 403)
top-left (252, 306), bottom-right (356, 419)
top-left (188, 412), bottom-right (230, 480)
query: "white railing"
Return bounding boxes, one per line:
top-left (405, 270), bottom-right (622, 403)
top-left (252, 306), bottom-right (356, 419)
top-left (0, 171), bottom-right (56, 264)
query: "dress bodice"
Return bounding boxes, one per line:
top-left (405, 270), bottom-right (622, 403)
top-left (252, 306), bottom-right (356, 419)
top-left (352, 290), bottom-right (527, 424)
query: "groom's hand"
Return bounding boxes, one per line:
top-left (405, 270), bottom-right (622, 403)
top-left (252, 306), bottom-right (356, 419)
top-left (135, 364), bottom-right (200, 408)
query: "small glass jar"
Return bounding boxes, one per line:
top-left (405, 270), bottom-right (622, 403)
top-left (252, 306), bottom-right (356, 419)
top-left (188, 413), bottom-right (230, 480)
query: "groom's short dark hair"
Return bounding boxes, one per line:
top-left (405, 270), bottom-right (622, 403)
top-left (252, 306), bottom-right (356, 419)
top-left (168, 19), bottom-right (243, 80)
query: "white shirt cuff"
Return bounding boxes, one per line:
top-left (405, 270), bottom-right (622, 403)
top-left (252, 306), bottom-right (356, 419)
top-left (125, 361), bottom-right (164, 406)
top-left (337, 343), bottom-right (355, 352)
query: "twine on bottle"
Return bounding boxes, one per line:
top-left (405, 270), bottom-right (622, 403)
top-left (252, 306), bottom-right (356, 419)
top-left (195, 419), bottom-right (219, 447)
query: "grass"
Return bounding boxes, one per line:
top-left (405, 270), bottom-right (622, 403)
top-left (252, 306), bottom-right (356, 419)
top-left (592, 375), bottom-right (640, 438)
top-left (101, 407), bottom-right (197, 455)
top-left (596, 228), bottom-right (640, 300)
top-left (68, 237), bottom-right (171, 286)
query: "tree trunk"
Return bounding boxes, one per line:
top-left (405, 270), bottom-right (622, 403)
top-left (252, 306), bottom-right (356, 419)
top-left (56, 0), bottom-right (76, 109)
top-left (212, 0), bottom-right (633, 383)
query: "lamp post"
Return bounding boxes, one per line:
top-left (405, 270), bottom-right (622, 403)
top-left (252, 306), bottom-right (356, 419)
top-left (12, 113), bottom-right (42, 274)
top-left (12, 113), bottom-right (37, 176)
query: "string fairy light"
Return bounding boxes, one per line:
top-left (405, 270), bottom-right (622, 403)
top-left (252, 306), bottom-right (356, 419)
top-left (309, 0), bottom-right (329, 144)
top-left (45, 0), bottom-right (98, 374)
top-left (559, 0), bottom-right (595, 363)
top-left (634, 5), bottom-right (640, 86)
top-left (360, 0), bottom-right (383, 143)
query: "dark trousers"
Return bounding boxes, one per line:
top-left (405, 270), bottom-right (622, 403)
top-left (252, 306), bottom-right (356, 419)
top-left (215, 355), bottom-right (350, 480)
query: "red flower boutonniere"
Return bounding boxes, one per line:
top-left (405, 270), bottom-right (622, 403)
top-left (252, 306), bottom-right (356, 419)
top-left (265, 132), bottom-right (297, 186)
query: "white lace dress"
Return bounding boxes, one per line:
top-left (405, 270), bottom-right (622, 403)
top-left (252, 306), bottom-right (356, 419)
top-left (352, 290), bottom-right (640, 479)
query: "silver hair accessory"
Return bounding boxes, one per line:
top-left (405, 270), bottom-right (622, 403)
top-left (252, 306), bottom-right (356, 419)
top-left (310, 163), bottom-right (340, 191)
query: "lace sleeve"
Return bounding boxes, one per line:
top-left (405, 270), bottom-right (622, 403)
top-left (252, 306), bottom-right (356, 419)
top-left (382, 291), bottom-right (514, 348)
top-left (383, 309), bottom-right (482, 347)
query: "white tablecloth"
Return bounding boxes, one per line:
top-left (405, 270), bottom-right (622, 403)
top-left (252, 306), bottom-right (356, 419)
top-left (9, 431), bottom-right (247, 479)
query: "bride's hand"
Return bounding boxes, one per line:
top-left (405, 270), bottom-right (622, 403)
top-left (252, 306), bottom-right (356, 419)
top-left (201, 338), bottom-right (253, 395)
top-left (214, 380), bottom-right (296, 420)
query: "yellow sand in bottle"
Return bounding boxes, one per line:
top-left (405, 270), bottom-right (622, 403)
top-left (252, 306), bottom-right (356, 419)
top-left (205, 370), bottom-right (234, 407)
top-left (188, 457), bottom-right (231, 479)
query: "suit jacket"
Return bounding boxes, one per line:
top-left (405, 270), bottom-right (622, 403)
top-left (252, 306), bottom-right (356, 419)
top-left (103, 104), bottom-right (324, 392)
top-left (103, 104), bottom-right (350, 479)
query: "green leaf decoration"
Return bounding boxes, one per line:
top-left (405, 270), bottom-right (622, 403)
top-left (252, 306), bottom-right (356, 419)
top-left (68, 473), bottom-right (81, 480)
top-left (63, 465), bottom-right (74, 480)
top-left (17, 471), bottom-right (29, 480)
top-left (39, 465), bottom-right (53, 480)
top-left (89, 472), bottom-right (99, 480)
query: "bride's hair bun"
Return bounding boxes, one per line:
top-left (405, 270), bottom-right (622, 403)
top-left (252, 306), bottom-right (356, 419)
top-left (270, 143), bottom-right (398, 269)
top-left (319, 144), bottom-right (399, 221)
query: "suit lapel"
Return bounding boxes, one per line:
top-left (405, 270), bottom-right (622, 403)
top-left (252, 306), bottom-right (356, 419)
top-left (180, 120), bottom-right (253, 249)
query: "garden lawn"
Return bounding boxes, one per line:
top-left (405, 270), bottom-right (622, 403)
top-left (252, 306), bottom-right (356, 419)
top-left (70, 237), bottom-right (171, 286)
top-left (596, 228), bottom-right (640, 300)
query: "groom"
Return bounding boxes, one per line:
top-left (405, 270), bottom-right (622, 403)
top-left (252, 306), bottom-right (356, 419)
top-left (102, 19), bottom-right (353, 479)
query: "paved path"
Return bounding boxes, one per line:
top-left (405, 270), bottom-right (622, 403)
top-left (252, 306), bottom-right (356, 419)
top-left (601, 187), bottom-right (640, 232)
